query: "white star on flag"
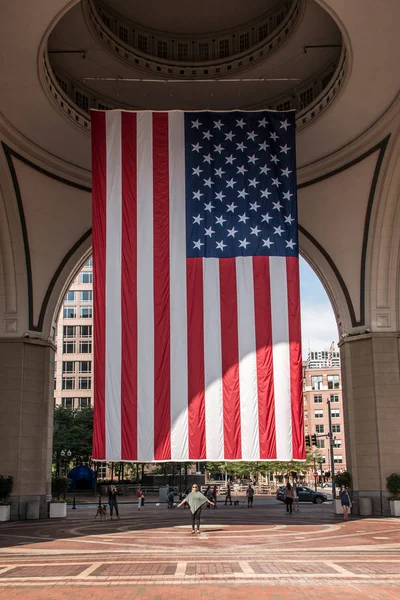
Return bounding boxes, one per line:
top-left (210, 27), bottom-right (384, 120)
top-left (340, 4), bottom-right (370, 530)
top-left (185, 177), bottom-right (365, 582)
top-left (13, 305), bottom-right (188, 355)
top-left (239, 238), bottom-right (250, 248)
top-left (214, 168), bottom-right (225, 178)
top-left (213, 120), bottom-right (223, 130)
top-left (261, 213), bottom-right (272, 223)
top-left (282, 190), bottom-right (293, 201)
top-left (204, 227), bottom-right (215, 237)
top-left (236, 118), bottom-right (246, 128)
top-left (203, 154), bottom-right (213, 164)
top-left (192, 143), bottom-right (202, 152)
top-left (215, 215), bottom-right (227, 226)
top-left (248, 154), bottom-right (258, 164)
top-left (280, 144), bottom-right (291, 154)
top-left (214, 144), bottom-right (224, 154)
top-left (237, 165), bottom-right (248, 175)
top-left (248, 178), bottom-right (259, 188)
top-left (227, 202), bottom-right (237, 213)
top-left (262, 237), bottom-right (274, 248)
top-left (193, 190), bottom-right (203, 200)
top-left (260, 188), bottom-right (272, 199)
top-left (270, 132), bottom-right (279, 141)
top-left (284, 214), bottom-right (295, 224)
top-left (204, 178), bottom-right (214, 188)
top-left (272, 200), bottom-right (283, 211)
top-left (237, 189), bottom-right (249, 199)
top-left (258, 141), bottom-right (269, 151)
top-left (227, 226), bottom-right (238, 237)
top-left (286, 239), bottom-right (296, 249)
top-left (192, 166), bottom-right (202, 176)
top-left (247, 131), bottom-right (257, 141)
top-left (270, 155), bottom-right (279, 164)
top-left (191, 119), bottom-right (201, 129)
top-left (225, 155), bottom-right (236, 164)
top-left (216, 240), bottom-right (227, 251)
top-left (238, 213), bottom-right (249, 224)
top-left (271, 178), bottom-right (282, 187)
top-left (259, 165), bottom-right (271, 175)
top-left (258, 117), bottom-right (268, 127)
top-left (193, 214), bottom-right (203, 225)
top-left (193, 239), bottom-right (204, 249)
top-left (281, 167), bottom-right (292, 177)
top-left (225, 131), bottom-right (235, 141)
top-left (236, 142), bottom-right (247, 151)
top-left (226, 178), bottom-right (237, 188)
top-left (215, 191), bottom-right (226, 201)
top-left (280, 119), bottom-right (290, 131)
top-left (273, 225), bottom-right (284, 236)
top-left (250, 226), bottom-right (261, 236)
top-left (203, 130), bottom-right (213, 140)
top-left (249, 201), bottom-right (260, 211)
top-left (204, 201), bottom-right (215, 212)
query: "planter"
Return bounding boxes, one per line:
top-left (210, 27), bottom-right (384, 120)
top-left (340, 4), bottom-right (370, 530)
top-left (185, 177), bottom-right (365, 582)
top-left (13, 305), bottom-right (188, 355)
top-left (49, 502), bottom-right (67, 518)
top-left (389, 499), bottom-right (400, 517)
top-left (0, 505), bottom-right (10, 522)
top-left (335, 499), bottom-right (351, 515)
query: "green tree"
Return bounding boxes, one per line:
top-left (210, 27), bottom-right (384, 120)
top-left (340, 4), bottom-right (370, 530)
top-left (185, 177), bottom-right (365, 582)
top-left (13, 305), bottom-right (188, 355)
top-left (53, 406), bottom-right (94, 472)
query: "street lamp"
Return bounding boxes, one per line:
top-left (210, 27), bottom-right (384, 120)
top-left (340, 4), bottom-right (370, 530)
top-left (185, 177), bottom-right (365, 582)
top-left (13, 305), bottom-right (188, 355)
top-left (59, 449), bottom-right (71, 477)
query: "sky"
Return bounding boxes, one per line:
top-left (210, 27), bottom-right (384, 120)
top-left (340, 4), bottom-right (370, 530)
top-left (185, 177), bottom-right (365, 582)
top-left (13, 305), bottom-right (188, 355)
top-left (299, 257), bottom-right (338, 358)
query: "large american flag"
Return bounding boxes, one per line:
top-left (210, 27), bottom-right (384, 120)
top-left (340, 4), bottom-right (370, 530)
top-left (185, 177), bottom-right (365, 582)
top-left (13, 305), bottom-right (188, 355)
top-left (91, 109), bottom-right (304, 463)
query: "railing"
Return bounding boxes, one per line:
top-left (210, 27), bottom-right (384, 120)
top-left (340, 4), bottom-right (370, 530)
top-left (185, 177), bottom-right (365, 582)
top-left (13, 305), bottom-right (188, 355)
top-left (84, 0), bottom-right (301, 79)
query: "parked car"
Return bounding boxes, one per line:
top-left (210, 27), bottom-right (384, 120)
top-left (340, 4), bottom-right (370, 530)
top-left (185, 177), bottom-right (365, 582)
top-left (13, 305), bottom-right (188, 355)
top-left (276, 486), bottom-right (328, 504)
top-left (322, 482), bottom-right (333, 489)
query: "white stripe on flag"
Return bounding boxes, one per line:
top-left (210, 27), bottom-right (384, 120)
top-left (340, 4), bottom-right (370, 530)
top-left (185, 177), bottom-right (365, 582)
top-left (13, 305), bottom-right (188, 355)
top-left (270, 256), bottom-right (292, 460)
top-left (203, 258), bottom-right (224, 461)
top-left (137, 112), bottom-right (155, 461)
top-left (236, 257), bottom-right (260, 460)
top-left (169, 112), bottom-right (189, 461)
top-left (105, 111), bottom-right (122, 461)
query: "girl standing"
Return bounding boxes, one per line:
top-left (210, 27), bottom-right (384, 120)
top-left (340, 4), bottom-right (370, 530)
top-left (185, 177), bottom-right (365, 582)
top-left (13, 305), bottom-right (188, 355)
top-left (177, 484), bottom-right (214, 534)
top-left (339, 486), bottom-right (352, 521)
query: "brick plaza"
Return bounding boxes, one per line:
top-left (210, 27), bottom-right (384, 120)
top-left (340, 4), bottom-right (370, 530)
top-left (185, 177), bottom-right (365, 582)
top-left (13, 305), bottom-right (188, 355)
top-left (0, 500), bottom-right (399, 599)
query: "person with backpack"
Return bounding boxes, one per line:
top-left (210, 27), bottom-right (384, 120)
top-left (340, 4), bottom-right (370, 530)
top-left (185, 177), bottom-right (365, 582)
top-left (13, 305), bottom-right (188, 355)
top-left (246, 484), bottom-right (254, 508)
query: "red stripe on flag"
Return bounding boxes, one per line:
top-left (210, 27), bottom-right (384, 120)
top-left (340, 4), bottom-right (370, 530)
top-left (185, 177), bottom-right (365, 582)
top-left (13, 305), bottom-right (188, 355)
top-left (187, 258), bottom-right (206, 459)
top-left (121, 112), bottom-right (138, 460)
top-left (152, 112), bottom-right (171, 460)
top-left (91, 111), bottom-right (107, 459)
top-left (286, 257), bottom-right (304, 459)
top-left (219, 258), bottom-right (241, 459)
top-left (253, 256), bottom-right (276, 459)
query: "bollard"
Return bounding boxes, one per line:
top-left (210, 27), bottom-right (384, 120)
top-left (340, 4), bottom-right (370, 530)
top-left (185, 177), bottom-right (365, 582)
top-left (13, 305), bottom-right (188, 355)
top-left (98, 494), bottom-right (102, 508)
top-left (72, 496), bottom-right (76, 510)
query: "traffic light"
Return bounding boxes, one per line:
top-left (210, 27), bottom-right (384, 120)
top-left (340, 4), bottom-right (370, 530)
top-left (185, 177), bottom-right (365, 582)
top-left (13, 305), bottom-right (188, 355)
top-left (305, 435), bottom-right (311, 448)
top-left (311, 433), bottom-right (317, 446)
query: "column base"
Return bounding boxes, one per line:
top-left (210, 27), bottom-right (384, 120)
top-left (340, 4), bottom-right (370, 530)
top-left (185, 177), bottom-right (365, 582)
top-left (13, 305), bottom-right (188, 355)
top-left (9, 494), bottom-right (52, 520)
top-left (351, 490), bottom-right (391, 516)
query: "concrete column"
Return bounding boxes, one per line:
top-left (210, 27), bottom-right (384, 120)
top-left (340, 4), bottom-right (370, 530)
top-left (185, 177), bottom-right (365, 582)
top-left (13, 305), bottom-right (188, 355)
top-left (0, 338), bottom-right (55, 519)
top-left (340, 333), bottom-right (400, 515)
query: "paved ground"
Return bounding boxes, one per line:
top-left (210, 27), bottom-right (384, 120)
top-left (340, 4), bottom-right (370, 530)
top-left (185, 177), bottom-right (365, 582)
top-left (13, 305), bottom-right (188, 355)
top-left (0, 500), bottom-right (399, 599)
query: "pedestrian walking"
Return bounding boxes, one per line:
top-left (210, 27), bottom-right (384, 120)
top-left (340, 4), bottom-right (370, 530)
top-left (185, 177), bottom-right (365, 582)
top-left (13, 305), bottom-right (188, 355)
top-left (225, 484), bottom-right (232, 506)
top-left (108, 485), bottom-right (120, 520)
top-left (293, 483), bottom-right (299, 512)
top-left (205, 485), bottom-right (213, 509)
top-left (246, 484), bottom-right (254, 508)
top-left (284, 482), bottom-right (294, 514)
top-left (212, 485), bottom-right (218, 508)
top-left (177, 484), bottom-right (214, 534)
top-left (339, 485), bottom-right (352, 521)
top-left (167, 488), bottom-right (175, 508)
top-left (136, 487), bottom-right (143, 511)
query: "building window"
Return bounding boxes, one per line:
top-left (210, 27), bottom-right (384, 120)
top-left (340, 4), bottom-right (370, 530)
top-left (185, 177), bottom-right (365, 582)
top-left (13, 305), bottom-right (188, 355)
top-left (75, 91), bottom-right (89, 112)
top-left (118, 25), bottom-right (128, 43)
top-left (62, 377), bottom-right (75, 390)
top-left (80, 325), bottom-right (92, 338)
top-left (314, 410), bottom-right (324, 419)
top-left (55, 74), bottom-right (68, 94)
top-left (81, 291), bottom-right (92, 303)
top-left (61, 397), bottom-right (74, 408)
top-left (137, 34), bottom-right (148, 53)
top-left (63, 307), bottom-right (76, 319)
top-left (62, 361), bottom-right (75, 374)
top-left (219, 39), bottom-right (230, 58)
top-left (258, 23), bottom-right (268, 41)
top-left (97, 461), bottom-right (107, 479)
top-left (80, 307), bottom-right (92, 319)
top-left (178, 43), bottom-right (188, 61)
top-left (316, 424), bottom-right (324, 434)
top-left (304, 410), bottom-right (308, 420)
top-left (299, 86), bottom-right (314, 109)
top-left (79, 341), bottom-right (92, 353)
top-left (334, 439), bottom-right (342, 448)
top-left (316, 439), bottom-right (325, 449)
top-left (79, 361), bottom-right (91, 374)
top-left (276, 100), bottom-right (292, 111)
top-left (102, 13), bottom-right (111, 28)
top-left (198, 43), bottom-right (209, 61)
top-left (320, 456), bottom-right (327, 464)
top-left (276, 11), bottom-right (285, 26)
top-left (63, 341), bottom-right (76, 354)
top-left (311, 375), bottom-right (323, 390)
top-left (63, 326), bottom-right (76, 338)
top-left (305, 425), bottom-right (309, 434)
top-left (80, 272), bottom-right (92, 284)
top-left (331, 409), bottom-right (340, 418)
top-left (85, 258), bottom-right (93, 268)
top-left (314, 395), bottom-right (323, 403)
top-left (78, 397), bottom-right (91, 409)
top-left (328, 375), bottom-right (340, 390)
top-left (239, 33), bottom-right (249, 52)
top-left (158, 41), bottom-right (168, 59)
top-left (330, 394), bottom-right (339, 402)
top-left (334, 455), bottom-right (343, 464)
top-left (332, 424), bottom-right (341, 433)
top-left (78, 376), bottom-right (91, 390)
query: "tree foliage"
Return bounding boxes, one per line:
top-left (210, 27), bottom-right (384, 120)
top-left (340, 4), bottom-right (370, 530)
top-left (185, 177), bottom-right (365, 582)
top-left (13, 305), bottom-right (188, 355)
top-left (52, 406), bottom-right (94, 471)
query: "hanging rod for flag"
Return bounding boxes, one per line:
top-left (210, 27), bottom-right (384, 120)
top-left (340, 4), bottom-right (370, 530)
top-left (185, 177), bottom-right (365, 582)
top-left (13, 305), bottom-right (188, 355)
top-left (82, 77), bottom-right (302, 83)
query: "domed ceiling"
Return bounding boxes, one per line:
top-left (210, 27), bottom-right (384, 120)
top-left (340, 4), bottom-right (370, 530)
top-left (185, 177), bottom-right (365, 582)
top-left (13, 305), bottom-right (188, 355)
top-left (103, 0), bottom-right (280, 34)
top-left (45, 0), bottom-right (344, 125)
